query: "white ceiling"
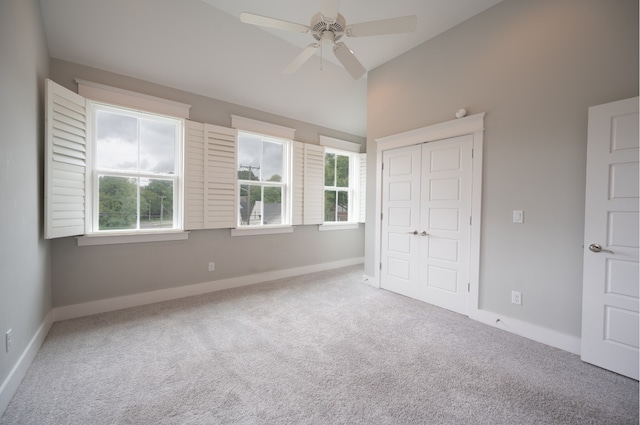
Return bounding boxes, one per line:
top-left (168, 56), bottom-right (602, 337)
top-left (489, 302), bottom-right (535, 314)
top-left (39, 0), bottom-right (502, 137)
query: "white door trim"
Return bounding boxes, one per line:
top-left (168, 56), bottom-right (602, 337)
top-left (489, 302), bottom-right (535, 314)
top-left (373, 113), bottom-right (484, 316)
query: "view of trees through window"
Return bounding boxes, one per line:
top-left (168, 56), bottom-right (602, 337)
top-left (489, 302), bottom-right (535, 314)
top-left (324, 152), bottom-right (350, 222)
top-left (98, 177), bottom-right (173, 230)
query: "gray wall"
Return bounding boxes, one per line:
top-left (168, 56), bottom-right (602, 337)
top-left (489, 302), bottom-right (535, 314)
top-left (50, 60), bottom-right (365, 307)
top-left (50, 59), bottom-right (365, 147)
top-left (365, 0), bottom-right (638, 338)
top-left (0, 0), bottom-right (51, 389)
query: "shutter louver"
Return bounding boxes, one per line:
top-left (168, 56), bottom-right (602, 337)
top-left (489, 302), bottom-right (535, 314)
top-left (184, 120), bottom-right (205, 230)
top-left (45, 79), bottom-right (87, 239)
top-left (303, 144), bottom-right (325, 225)
top-left (358, 153), bottom-right (367, 223)
top-left (292, 141), bottom-right (304, 225)
top-left (205, 124), bottom-right (237, 229)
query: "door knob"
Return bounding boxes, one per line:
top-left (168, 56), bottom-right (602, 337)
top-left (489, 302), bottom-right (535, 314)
top-left (589, 243), bottom-right (614, 254)
top-left (420, 231), bottom-right (429, 236)
top-left (407, 230), bottom-right (418, 235)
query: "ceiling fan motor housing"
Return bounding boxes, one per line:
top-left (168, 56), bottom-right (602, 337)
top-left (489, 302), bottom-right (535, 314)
top-left (310, 12), bottom-right (346, 42)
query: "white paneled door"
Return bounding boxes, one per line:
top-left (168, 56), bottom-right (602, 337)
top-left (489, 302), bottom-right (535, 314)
top-left (381, 135), bottom-right (473, 315)
top-left (581, 97), bottom-right (639, 380)
top-left (380, 144), bottom-right (422, 300)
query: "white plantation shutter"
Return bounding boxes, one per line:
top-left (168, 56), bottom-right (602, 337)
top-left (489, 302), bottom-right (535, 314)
top-left (184, 120), bottom-right (205, 230)
top-left (45, 79), bottom-right (87, 239)
top-left (184, 123), bottom-right (237, 229)
top-left (358, 153), bottom-right (367, 223)
top-left (204, 124), bottom-right (237, 229)
top-left (303, 144), bottom-right (325, 225)
top-left (292, 141), bottom-right (305, 226)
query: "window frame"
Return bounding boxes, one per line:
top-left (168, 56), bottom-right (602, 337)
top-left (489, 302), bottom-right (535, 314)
top-left (322, 148), bottom-right (360, 227)
top-left (235, 130), bottom-right (292, 231)
top-left (86, 102), bottom-right (185, 236)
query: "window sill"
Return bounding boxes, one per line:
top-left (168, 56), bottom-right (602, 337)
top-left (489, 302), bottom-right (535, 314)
top-left (231, 226), bottom-right (293, 237)
top-left (318, 223), bottom-right (360, 232)
top-left (76, 231), bottom-right (190, 246)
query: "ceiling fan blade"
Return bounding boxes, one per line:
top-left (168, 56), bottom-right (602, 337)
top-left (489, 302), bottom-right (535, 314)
top-left (283, 43), bottom-right (320, 74)
top-left (346, 15), bottom-right (417, 37)
top-left (333, 42), bottom-right (366, 79)
top-left (320, 0), bottom-right (340, 21)
top-left (240, 12), bottom-right (310, 34)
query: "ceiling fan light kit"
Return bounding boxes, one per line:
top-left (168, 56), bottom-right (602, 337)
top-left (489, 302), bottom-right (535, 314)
top-left (240, 0), bottom-right (417, 80)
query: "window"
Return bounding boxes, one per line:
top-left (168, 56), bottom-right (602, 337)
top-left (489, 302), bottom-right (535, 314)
top-left (45, 80), bottom-right (363, 243)
top-left (324, 151), bottom-right (350, 222)
top-left (237, 131), bottom-right (290, 227)
top-left (44, 79), bottom-right (190, 242)
top-left (90, 104), bottom-right (183, 233)
top-left (324, 149), bottom-right (357, 223)
top-left (318, 135), bottom-right (365, 228)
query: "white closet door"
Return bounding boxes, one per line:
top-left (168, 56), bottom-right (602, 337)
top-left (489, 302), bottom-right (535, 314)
top-left (381, 136), bottom-right (473, 315)
top-left (381, 144), bottom-right (423, 299)
top-left (419, 135), bottom-right (473, 315)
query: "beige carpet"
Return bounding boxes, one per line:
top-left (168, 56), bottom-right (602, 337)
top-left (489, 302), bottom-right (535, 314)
top-left (1, 265), bottom-right (638, 424)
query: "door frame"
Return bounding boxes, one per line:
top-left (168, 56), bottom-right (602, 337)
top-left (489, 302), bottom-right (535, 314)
top-left (373, 113), bottom-right (484, 316)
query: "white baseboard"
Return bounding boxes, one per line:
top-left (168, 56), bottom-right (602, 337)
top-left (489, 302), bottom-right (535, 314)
top-left (0, 309), bottom-right (55, 416)
top-left (359, 273), bottom-right (580, 355)
top-left (55, 257), bottom-right (364, 322)
top-left (470, 309), bottom-right (581, 355)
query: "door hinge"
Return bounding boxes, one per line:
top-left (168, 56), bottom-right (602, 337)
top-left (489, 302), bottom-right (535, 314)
top-left (382, 162), bottom-right (384, 170)
top-left (380, 262), bottom-right (382, 270)
top-left (381, 212), bottom-right (383, 220)
top-left (470, 216), bottom-right (472, 225)
top-left (471, 148), bottom-right (474, 159)
top-left (468, 282), bottom-right (470, 292)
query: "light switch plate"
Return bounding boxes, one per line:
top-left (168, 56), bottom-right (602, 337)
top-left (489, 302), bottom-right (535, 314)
top-left (513, 210), bottom-right (524, 224)
top-left (5, 329), bottom-right (12, 353)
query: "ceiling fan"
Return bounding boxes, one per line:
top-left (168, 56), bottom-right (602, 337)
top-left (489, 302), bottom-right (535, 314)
top-left (240, 0), bottom-right (417, 79)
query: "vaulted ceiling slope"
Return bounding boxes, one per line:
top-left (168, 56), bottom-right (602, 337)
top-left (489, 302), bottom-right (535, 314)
top-left (39, 0), bottom-right (503, 137)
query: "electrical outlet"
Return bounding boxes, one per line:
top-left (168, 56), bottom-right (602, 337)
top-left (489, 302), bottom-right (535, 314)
top-left (5, 329), bottom-right (12, 353)
top-left (208, 262), bottom-right (215, 272)
top-left (511, 291), bottom-right (522, 305)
